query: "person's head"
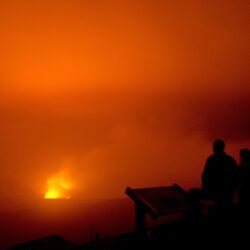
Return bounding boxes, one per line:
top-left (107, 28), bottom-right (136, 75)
top-left (213, 139), bottom-right (225, 154)
top-left (240, 148), bottom-right (250, 166)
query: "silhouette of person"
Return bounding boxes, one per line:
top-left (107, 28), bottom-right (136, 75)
top-left (237, 148), bottom-right (250, 208)
top-left (201, 139), bottom-right (238, 206)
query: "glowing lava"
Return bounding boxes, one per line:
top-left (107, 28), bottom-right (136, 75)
top-left (44, 172), bottom-right (73, 199)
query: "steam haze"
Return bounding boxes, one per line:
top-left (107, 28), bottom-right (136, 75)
top-left (0, 0), bottom-right (249, 206)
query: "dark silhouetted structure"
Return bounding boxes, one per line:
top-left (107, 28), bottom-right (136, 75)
top-left (125, 184), bottom-right (201, 239)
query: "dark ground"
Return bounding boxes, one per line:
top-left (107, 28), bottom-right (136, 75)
top-left (10, 205), bottom-right (250, 250)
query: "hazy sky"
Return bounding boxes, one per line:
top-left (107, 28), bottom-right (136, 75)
top-left (0, 0), bottom-right (249, 202)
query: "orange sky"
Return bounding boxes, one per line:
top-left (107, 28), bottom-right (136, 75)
top-left (0, 0), bottom-right (249, 203)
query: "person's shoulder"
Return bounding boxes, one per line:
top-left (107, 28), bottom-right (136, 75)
top-left (225, 154), bottom-right (237, 164)
top-left (225, 154), bottom-right (235, 161)
top-left (206, 154), bottom-right (215, 163)
top-left (207, 154), bottom-right (215, 160)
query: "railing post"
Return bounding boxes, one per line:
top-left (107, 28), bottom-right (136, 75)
top-left (135, 203), bottom-right (146, 239)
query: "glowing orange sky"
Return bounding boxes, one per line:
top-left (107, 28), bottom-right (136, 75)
top-left (0, 0), bottom-right (249, 203)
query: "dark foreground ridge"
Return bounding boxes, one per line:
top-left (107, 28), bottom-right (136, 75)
top-left (9, 196), bottom-right (250, 249)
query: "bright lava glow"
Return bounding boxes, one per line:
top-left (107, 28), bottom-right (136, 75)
top-left (44, 172), bottom-right (72, 199)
